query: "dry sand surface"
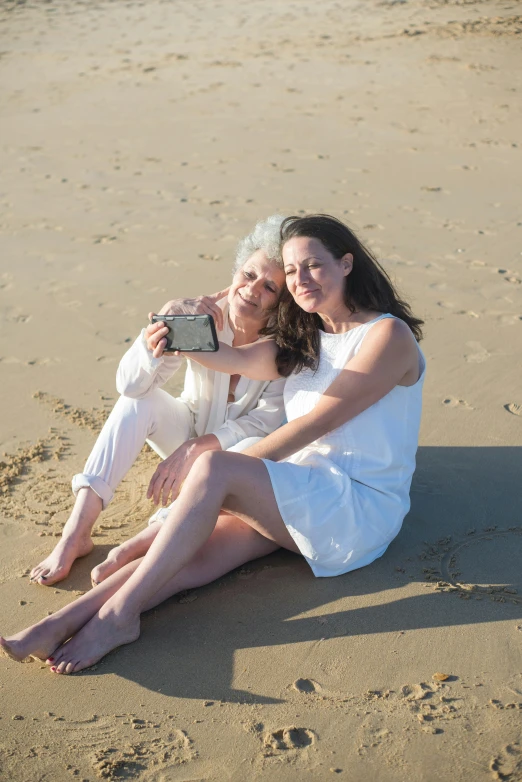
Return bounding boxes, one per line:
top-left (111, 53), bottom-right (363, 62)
top-left (1, 0), bottom-right (521, 779)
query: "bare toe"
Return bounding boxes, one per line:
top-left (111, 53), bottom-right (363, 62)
top-left (49, 643), bottom-right (67, 666)
top-left (90, 550), bottom-right (126, 587)
top-left (90, 565), bottom-right (103, 587)
top-left (31, 537), bottom-right (94, 587)
top-left (44, 608), bottom-right (141, 674)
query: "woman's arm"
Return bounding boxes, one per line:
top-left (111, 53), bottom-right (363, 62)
top-left (243, 318), bottom-right (420, 462)
top-left (117, 293), bottom-right (229, 399)
top-left (179, 339), bottom-right (281, 381)
top-left (116, 330), bottom-right (184, 399)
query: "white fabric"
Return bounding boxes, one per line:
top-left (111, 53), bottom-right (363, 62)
top-left (72, 390), bottom-right (194, 508)
top-left (262, 314), bottom-right (426, 578)
top-left (73, 299), bottom-right (285, 508)
top-left (115, 298), bottom-right (286, 451)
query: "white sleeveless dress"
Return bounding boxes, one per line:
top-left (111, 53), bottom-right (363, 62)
top-left (262, 314), bottom-right (426, 577)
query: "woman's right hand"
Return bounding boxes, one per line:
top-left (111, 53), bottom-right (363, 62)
top-left (145, 319), bottom-right (170, 358)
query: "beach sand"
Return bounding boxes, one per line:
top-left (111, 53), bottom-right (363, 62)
top-left (1, 0), bottom-right (521, 779)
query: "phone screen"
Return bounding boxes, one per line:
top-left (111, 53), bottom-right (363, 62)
top-left (152, 315), bottom-right (218, 352)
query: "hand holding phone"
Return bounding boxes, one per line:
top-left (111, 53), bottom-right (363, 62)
top-left (145, 318), bottom-right (170, 357)
top-left (157, 289), bottom-right (229, 332)
top-left (149, 314), bottom-right (219, 353)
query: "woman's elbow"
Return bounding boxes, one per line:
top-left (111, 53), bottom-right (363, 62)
top-left (116, 376), bottom-right (148, 400)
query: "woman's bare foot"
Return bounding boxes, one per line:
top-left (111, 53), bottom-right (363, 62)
top-left (0, 615), bottom-right (68, 662)
top-left (91, 545), bottom-right (137, 587)
top-left (49, 606), bottom-right (140, 675)
top-left (30, 488), bottom-right (102, 586)
top-left (30, 534), bottom-right (94, 586)
top-left (91, 526), bottom-right (160, 586)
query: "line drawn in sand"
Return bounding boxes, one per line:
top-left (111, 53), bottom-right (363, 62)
top-left (420, 528), bottom-right (522, 605)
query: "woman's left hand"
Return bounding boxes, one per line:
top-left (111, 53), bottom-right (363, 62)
top-left (157, 289), bottom-right (230, 332)
top-left (147, 434), bottom-right (222, 506)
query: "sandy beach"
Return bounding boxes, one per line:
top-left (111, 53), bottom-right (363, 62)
top-left (1, 0), bottom-right (521, 779)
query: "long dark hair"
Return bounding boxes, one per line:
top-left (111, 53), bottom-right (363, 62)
top-left (260, 214), bottom-right (424, 377)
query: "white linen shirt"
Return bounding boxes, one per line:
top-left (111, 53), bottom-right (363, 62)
top-left (115, 300), bottom-right (286, 450)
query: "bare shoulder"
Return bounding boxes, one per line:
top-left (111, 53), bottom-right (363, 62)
top-left (363, 316), bottom-right (414, 345)
top-left (358, 316), bottom-right (419, 366)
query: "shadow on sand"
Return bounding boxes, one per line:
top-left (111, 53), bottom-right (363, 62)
top-left (39, 446), bottom-right (522, 702)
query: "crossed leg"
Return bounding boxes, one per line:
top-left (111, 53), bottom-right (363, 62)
top-left (40, 451), bottom-right (298, 673)
top-left (0, 511), bottom-right (281, 668)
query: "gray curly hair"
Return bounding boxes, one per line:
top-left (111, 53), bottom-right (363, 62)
top-left (233, 214), bottom-right (286, 273)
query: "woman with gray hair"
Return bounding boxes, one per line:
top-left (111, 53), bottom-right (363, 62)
top-left (29, 215), bottom-right (287, 588)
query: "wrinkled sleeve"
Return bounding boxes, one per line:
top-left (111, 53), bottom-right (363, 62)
top-left (116, 329), bottom-right (184, 399)
top-left (212, 377), bottom-right (286, 451)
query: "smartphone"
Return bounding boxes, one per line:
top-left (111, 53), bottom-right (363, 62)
top-left (150, 314), bottom-right (219, 352)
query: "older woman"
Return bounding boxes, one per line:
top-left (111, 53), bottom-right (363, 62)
top-left (29, 215), bottom-right (287, 586)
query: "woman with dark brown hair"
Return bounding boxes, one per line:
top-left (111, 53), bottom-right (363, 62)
top-left (1, 214), bottom-right (425, 674)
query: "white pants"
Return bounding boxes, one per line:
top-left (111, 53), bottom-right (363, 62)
top-left (72, 389), bottom-right (262, 515)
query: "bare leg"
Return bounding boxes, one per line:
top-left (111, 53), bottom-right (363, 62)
top-left (46, 452), bottom-right (298, 674)
top-left (29, 391), bottom-right (193, 586)
top-left (0, 512), bottom-right (279, 667)
top-left (90, 524), bottom-right (161, 587)
top-left (2, 561), bottom-right (138, 662)
top-left (29, 488), bottom-right (101, 586)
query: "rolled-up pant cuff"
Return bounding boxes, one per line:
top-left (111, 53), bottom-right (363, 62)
top-left (148, 503), bottom-right (174, 526)
top-left (72, 474), bottom-right (114, 510)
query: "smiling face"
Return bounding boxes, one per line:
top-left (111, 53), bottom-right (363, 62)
top-left (282, 236), bottom-right (353, 315)
top-left (228, 249), bottom-right (285, 327)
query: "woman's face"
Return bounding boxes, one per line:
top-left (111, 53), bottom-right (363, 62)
top-left (228, 249), bottom-right (285, 326)
top-left (282, 236), bottom-right (352, 314)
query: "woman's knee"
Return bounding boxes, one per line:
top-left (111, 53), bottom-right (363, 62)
top-left (113, 392), bottom-right (157, 419)
top-left (191, 449), bottom-right (230, 482)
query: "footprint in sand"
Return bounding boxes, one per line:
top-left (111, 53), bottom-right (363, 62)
top-left (292, 678), bottom-right (322, 694)
top-left (0, 711), bottom-right (196, 779)
top-left (496, 314), bottom-right (522, 326)
top-left (490, 742), bottom-right (522, 781)
top-left (263, 726), bottom-right (316, 751)
top-left (465, 342), bottom-right (490, 363)
top-left (496, 269), bottom-right (522, 285)
top-left (399, 683), bottom-right (433, 702)
top-left (505, 403), bottom-right (522, 416)
top-left (457, 310), bottom-right (480, 318)
top-left (442, 396), bottom-right (474, 410)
